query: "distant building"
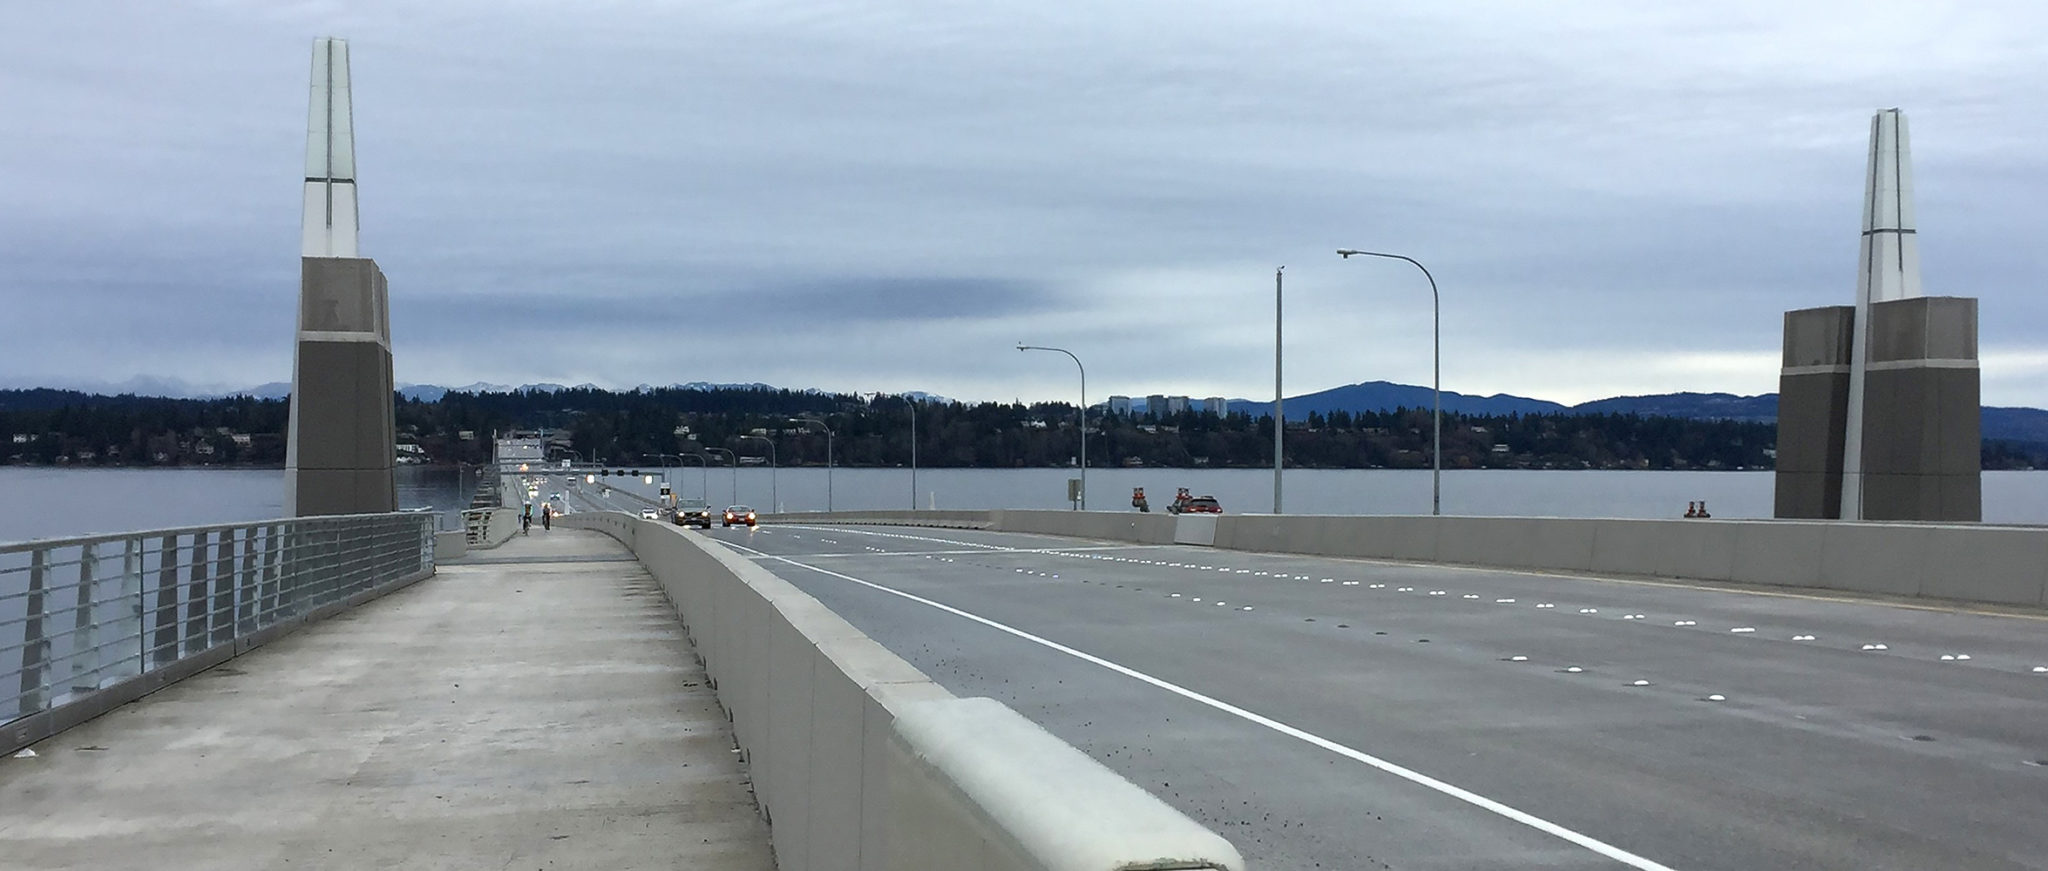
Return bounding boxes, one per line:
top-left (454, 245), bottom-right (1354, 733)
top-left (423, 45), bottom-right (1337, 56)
top-left (1146, 394), bottom-right (1168, 417)
top-left (1166, 396), bottom-right (1189, 414)
top-left (1106, 395), bottom-right (1133, 416)
top-left (1202, 397), bottom-right (1227, 415)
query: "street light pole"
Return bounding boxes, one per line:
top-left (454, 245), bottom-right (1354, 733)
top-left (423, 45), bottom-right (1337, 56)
top-left (1274, 266), bottom-right (1284, 514)
top-left (792, 417), bottom-right (834, 512)
top-left (704, 447), bottom-right (738, 506)
top-left (737, 434), bottom-right (777, 514)
top-left (675, 452), bottom-right (710, 500)
top-left (1337, 248), bottom-right (1442, 516)
top-left (907, 397), bottom-right (918, 511)
top-left (1017, 344), bottom-right (1086, 510)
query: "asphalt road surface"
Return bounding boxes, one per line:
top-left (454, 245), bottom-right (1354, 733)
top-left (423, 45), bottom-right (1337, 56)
top-left (701, 521), bottom-right (2048, 870)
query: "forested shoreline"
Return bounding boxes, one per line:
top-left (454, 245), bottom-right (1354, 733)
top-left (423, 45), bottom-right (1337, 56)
top-left (3, 387), bottom-right (2041, 471)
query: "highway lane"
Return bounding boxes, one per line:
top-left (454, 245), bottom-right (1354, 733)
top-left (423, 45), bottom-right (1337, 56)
top-left (704, 521), bottom-right (2048, 870)
top-left (510, 472), bottom-right (665, 518)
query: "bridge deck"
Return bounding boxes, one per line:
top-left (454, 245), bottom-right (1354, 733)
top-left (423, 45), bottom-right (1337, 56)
top-left (0, 529), bottom-right (773, 870)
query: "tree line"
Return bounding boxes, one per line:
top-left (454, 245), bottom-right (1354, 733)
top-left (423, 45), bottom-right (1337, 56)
top-left (4, 386), bottom-right (2043, 470)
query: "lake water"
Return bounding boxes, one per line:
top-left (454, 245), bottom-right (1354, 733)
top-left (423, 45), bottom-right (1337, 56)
top-left (4, 466), bottom-right (2045, 544)
top-left (0, 466), bottom-right (472, 544)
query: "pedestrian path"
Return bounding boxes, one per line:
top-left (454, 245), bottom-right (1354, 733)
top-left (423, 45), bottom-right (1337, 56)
top-left (0, 529), bottom-right (774, 870)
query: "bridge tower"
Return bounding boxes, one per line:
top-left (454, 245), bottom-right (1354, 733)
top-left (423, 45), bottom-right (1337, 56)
top-left (284, 37), bottom-right (397, 517)
top-left (1774, 109), bottom-right (1980, 521)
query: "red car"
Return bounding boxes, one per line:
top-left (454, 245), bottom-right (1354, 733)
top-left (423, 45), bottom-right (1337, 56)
top-left (1167, 489), bottom-right (1222, 514)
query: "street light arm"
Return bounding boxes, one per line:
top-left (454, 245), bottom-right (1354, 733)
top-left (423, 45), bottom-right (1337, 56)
top-left (1338, 248), bottom-right (1443, 516)
top-left (1017, 343), bottom-right (1087, 509)
top-left (1336, 250), bottom-right (1439, 308)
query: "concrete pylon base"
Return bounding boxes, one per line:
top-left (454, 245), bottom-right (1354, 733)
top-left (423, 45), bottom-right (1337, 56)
top-left (1774, 298), bottom-right (1980, 521)
top-left (285, 256), bottom-right (395, 516)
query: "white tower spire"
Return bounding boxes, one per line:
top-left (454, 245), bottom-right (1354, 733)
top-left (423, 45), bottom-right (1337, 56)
top-left (1840, 108), bottom-right (1922, 518)
top-left (301, 37), bottom-right (358, 258)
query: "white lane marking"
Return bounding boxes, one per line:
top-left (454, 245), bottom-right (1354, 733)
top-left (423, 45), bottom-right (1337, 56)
top-left (724, 541), bottom-right (1684, 871)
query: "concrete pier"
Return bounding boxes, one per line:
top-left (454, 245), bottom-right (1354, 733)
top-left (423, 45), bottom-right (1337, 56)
top-left (0, 530), bottom-right (772, 870)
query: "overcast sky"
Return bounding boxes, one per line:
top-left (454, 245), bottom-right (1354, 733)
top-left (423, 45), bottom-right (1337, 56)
top-left (4, 1), bottom-right (2046, 406)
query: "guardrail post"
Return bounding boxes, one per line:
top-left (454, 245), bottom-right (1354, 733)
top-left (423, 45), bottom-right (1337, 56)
top-left (67, 542), bottom-right (98, 697)
top-left (262, 522), bottom-right (283, 623)
top-left (211, 530), bottom-right (236, 647)
top-left (152, 535), bottom-right (179, 666)
top-left (17, 549), bottom-right (49, 718)
top-left (184, 531), bottom-right (210, 656)
top-left (236, 526), bottom-right (257, 634)
top-left (115, 538), bottom-right (141, 681)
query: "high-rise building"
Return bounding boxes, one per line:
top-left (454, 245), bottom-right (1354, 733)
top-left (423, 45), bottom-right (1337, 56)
top-left (1146, 395), bottom-right (1168, 418)
top-left (1203, 397), bottom-right (1228, 416)
top-left (1166, 396), bottom-right (1190, 414)
top-left (1106, 395), bottom-right (1133, 416)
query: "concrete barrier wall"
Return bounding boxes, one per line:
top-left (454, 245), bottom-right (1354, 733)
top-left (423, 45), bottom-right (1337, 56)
top-left (761, 509), bottom-right (993, 530)
top-left (1208, 513), bottom-right (2048, 608)
top-left (708, 507), bottom-right (2046, 608)
top-left (462, 507), bottom-right (520, 549)
top-left (991, 509), bottom-right (1177, 544)
top-left (562, 512), bottom-right (1243, 871)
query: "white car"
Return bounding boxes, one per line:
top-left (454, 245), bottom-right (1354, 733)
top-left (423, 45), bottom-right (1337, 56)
top-left (639, 508), bottom-right (660, 520)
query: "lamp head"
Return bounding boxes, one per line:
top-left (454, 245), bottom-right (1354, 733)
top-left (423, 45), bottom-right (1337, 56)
top-left (1337, 249), bottom-right (1359, 258)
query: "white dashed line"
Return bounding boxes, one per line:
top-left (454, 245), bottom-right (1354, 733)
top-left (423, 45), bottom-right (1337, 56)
top-left (725, 542), bottom-right (1683, 871)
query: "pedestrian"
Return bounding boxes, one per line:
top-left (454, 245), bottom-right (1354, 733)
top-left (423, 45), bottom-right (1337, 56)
top-left (542, 504), bottom-right (552, 531)
top-left (522, 503), bottom-right (532, 534)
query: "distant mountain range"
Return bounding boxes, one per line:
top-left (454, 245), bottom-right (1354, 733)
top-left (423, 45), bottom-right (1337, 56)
top-left (1225, 380), bottom-right (2048, 445)
top-left (1227, 381), bottom-right (1783, 420)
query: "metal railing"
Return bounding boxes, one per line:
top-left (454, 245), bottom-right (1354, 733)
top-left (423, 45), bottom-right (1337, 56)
top-left (2, 513), bottom-right (435, 746)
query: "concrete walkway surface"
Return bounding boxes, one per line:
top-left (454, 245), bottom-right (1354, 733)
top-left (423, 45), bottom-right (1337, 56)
top-left (0, 528), bottom-right (774, 871)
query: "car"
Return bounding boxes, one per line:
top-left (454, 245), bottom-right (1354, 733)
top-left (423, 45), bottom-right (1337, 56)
top-left (639, 508), bottom-right (660, 520)
top-left (722, 505), bottom-right (758, 527)
top-left (1165, 488), bottom-right (1222, 514)
top-left (673, 498), bottom-right (713, 529)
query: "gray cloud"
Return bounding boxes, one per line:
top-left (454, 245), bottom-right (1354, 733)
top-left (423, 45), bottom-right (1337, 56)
top-left (3, 1), bottom-right (2046, 406)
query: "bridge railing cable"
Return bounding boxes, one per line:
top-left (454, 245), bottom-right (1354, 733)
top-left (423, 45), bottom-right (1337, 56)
top-left (1, 512), bottom-right (435, 755)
